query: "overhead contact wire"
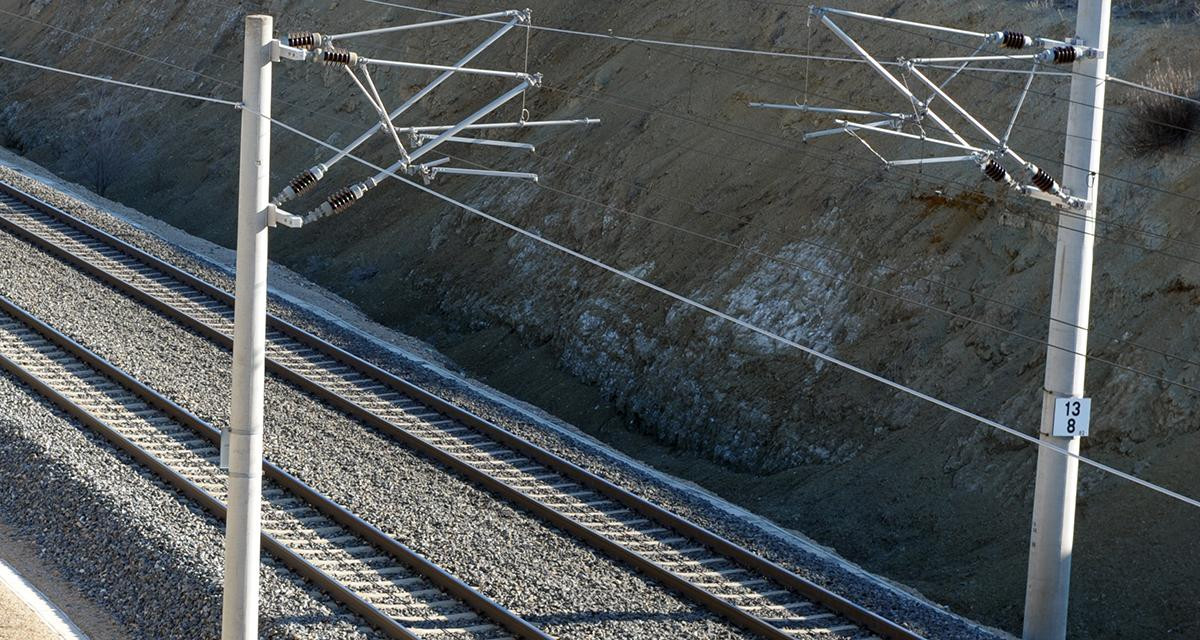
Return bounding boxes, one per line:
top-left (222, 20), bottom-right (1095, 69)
top-left (359, 0), bottom-right (1200, 108)
top-left (6, 14), bottom-right (1200, 511)
top-left (0, 54), bottom-right (238, 105)
top-left (245, 108), bottom-right (1200, 513)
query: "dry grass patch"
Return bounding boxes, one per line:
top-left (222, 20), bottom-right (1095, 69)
top-left (1121, 62), bottom-right (1200, 155)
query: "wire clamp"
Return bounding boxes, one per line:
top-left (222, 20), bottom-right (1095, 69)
top-left (1065, 36), bottom-right (1103, 59)
top-left (413, 157), bottom-right (451, 184)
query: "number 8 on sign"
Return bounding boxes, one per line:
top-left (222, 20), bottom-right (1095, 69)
top-left (1053, 397), bottom-right (1091, 437)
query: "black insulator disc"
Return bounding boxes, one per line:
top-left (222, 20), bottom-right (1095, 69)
top-left (1052, 47), bottom-right (1078, 64)
top-left (288, 33), bottom-right (316, 49)
top-left (290, 171), bottom-right (316, 194)
top-left (328, 189), bottom-right (358, 213)
top-left (323, 50), bottom-right (354, 66)
top-left (1032, 169), bottom-right (1057, 192)
top-left (1001, 31), bottom-right (1029, 49)
top-left (984, 159), bottom-right (1009, 183)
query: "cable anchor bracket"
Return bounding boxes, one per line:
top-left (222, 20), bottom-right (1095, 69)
top-left (267, 204), bottom-right (304, 229)
top-left (272, 40), bottom-right (311, 62)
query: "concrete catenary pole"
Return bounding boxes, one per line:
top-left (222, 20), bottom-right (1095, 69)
top-left (223, 14), bottom-right (272, 640)
top-left (1023, 2), bottom-right (1110, 639)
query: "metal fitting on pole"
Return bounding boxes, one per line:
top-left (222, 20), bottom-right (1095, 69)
top-left (268, 204), bottom-right (304, 229)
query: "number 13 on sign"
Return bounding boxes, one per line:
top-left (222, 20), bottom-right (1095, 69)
top-left (1053, 397), bottom-right (1091, 437)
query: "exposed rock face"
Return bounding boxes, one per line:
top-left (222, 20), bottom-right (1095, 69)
top-left (1, 1), bottom-right (1198, 636)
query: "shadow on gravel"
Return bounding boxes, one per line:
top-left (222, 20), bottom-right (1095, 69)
top-left (523, 609), bottom-right (724, 625)
top-left (0, 417), bottom-right (223, 638)
top-left (0, 390), bottom-right (370, 639)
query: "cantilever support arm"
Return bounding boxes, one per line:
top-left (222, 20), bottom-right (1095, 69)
top-left (749, 102), bottom-right (907, 119)
top-left (818, 6), bottom-right (987, 39)
top-left (328, 10), bottom-right (524, 42)
top-left (911, 54), bottom-right (1040, 63)
top-left (804, 117), bottom-right (897, 141)
top-left (360, 66), bottom-right (410, 160)
top-left (272, 19), bottom-right (522, 205)
top-left (887, 154), bottom-right (978, 168)
top-left (360, 57), bottom-right (534, 80)
top-left (832, 120), bottom-right (986, 154)
top-left (413, 133), bottom-right (536, 152)
top-left (817, 12), bottom-right (972, 149)
top-left (379, 79), bottom-right (533, 180)
top-left (904, 65), bottom-right (1030, 167)
top-left (430, 167), bottom-right (539, 181)
top-left (817, 6), bottom-right (1072, 48)
top-left (344, 66), bottom-right (411, 161)
top-left (393, 118), bottom-right (600, 134)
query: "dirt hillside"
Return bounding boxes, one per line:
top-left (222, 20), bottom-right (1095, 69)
top-left (1, 1), bottom-right (1198, 636)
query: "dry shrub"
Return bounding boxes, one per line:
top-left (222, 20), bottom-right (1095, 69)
top-left (1121, 62), bottom-right (1200, 155)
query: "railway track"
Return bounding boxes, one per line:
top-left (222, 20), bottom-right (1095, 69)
top-left (0, 293), bottom-right (545, 640)
top-left (0, 180), bottom-right (923, 640)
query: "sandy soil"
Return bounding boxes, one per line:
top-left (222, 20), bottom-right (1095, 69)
top-left (0, 582), bottom-right (61, 640)
top-left (0, 523), bottom-right (126, 640)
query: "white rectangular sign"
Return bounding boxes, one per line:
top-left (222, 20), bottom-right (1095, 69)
top-left (1053, 397), bottom-right (1091, 437)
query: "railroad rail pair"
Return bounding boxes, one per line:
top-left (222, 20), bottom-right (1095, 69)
top-left (0, 179), bottom-right (922, 640)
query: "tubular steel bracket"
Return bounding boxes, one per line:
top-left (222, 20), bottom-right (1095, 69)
top-left (754, 6), bottom-right (1088, 210)
top-left (269, 9), bottom-right (595, 223)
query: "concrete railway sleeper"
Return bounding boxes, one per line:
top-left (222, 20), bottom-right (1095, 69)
top-left (0, 294), bottom-right (547, 640)
top-left (0, 180), bottom-right (922, 640)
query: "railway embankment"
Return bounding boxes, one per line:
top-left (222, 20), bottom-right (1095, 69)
top-left (0, 155), bottom-right (1004, 638)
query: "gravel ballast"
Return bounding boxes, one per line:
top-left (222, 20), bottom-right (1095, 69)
top-left (0, 158), bottom-right (1006, 639)
top-left (0, 373), bottom-right (381, 640)
top-left (0, 168), bottom-right (750, 639)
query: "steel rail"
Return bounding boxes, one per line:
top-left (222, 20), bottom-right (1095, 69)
top-left (0, 305), bottom-right (423, 639)
top-left (0, 179), bottom-right (923, 640)
top-left (0, 293), bottom-right (549, 640)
